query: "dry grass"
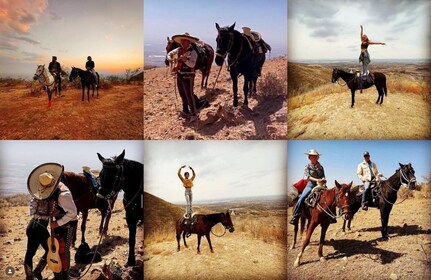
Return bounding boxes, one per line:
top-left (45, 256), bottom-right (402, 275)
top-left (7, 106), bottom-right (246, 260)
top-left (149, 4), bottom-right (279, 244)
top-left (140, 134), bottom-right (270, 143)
top-left (387, 77), bottom-right (430, 102)
top-left (0, 193), bottom-right (30, 207)
top-left (258, 68), bottom-right (287, 96)
top-left (234, 214), bottom-right (286, 244)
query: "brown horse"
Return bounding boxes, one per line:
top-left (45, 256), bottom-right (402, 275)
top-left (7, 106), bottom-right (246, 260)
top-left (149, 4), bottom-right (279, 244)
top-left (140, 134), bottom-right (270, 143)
top-left (176, 211), bottom-right (234, 254)
top-left (165, 37), bottom-right (215, 88)
top-left (62, 171), bottom-right (117, 245)
top-left (293, 181), bottom-right (352, 267)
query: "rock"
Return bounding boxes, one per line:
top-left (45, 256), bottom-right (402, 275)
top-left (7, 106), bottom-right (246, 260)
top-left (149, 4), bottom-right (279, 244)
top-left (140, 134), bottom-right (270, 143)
top-left (342, 256), bottom-right (348, 262)
top-left (201, 105), bottom-right (223, 125)
top-left (390, 273), bottom-right (398, 280)
top-left (3, 240), bottom-right (13, 245)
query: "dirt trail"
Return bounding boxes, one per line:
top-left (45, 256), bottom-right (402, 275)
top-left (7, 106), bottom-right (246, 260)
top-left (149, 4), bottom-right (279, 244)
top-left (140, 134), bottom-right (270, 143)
top-left (144, 233), bottom-right (286, 280)
top-left (0, 84), bottom-right (143, 139)
top-left (287, 197), bottom-right (431, 279)
top-left (144, 57), bottom-right (287, 140)
top-left (288, 88), bottom-right (430, 139)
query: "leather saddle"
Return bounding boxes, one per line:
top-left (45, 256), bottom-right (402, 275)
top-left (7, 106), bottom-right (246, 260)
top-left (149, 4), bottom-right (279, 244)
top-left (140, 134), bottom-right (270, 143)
top-left (305, 184), bottom-right (327, 208)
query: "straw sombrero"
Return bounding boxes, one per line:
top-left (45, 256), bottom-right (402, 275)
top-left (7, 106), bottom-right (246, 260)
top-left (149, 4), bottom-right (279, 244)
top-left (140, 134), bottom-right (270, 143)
top-left (27, 162), bottom-right (64, 200)
top-left (172, 33), bottom-right (199, 44)
top-left (305, 149), bottom-right (321, 156)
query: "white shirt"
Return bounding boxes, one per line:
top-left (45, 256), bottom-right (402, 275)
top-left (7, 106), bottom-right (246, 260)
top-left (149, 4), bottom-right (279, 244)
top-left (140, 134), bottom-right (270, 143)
top-left (55, 182), bottom-right (78, 226)
top-left (357, 160), bottom-right (379, 182)
top-left (167, 47), bottom-right (197, 69)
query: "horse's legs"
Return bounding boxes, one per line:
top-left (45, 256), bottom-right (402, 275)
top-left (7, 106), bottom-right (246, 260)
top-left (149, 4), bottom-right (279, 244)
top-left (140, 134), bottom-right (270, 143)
top-left (197, 234), bottom-right (202, 254)
top-left (351, 89), bottom-right (355, 108)
top-left (230, 70), bottom-right (239, 107)
top-left (92, 84), bottom-right (95, 97)
top-left (125, 209), bottom-right (138, 266)
top-left (47, 89), bottom-right (52, 108)
top-left (81, 210), bottom-right (88, 244)
top-left (183, 232), bottom-right (188, 248)
top-left (291, 219), bottom-right (299, 250)
top-left (318, 223), bottom-right (329, 261)
top-left (176, 224), bottom-right (182, 251)
top-left (347, 218), bottom-right (352, 231)
top-left (81, 86), bottom-right (85, 102)
top-left (380, 205), bottom-right (392, 240)
top-left (342, 219), bottom-right (347, 233)
top-left (87, 86), bottom-right (90, 102)
top-left (242, 77), bottom-right (249, 106)
top-left (200, 69), bottom-right (205, 89)
top-left (205, 233), bottom-right (214, 253)
top-left (294, 220), bottom-right (318, 267)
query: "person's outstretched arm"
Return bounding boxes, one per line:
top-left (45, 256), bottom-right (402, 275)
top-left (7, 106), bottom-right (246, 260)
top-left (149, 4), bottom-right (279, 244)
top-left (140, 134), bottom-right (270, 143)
top-left (190, 166), bottom-right (196, 181)
top-left (178, 165), bottom-right (186, 180)
top-left (360, 25), bottom-right (364, 40)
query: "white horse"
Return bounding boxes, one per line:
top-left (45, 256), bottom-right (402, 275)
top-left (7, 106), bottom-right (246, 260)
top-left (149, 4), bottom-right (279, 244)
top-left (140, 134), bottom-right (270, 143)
top-left (33, 64), bottom-right (59, 108)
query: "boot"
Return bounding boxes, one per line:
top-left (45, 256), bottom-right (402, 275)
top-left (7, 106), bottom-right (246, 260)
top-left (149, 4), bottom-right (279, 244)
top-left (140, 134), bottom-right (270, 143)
top-left (33, 258), bottom-right (47, 280)
top-left (24, 263), bottom-right (34, 280)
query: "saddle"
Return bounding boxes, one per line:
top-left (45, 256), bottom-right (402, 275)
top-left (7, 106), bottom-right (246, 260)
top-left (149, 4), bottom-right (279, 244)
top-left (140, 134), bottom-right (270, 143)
top-left (82, 166), bottom-right (99, 191)
top-left (305, 184), bottom-right (327, 208)
top-left (191, 42), bottom-right (207, 66)
top-left (181, 213), bottom-right (197, 228)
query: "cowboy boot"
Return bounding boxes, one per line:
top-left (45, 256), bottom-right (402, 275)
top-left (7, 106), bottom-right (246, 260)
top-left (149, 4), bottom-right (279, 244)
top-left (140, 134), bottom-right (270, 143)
top-left (33, 258), bottom-right (47, 280)
top-left (24, 263), bottom-right (34, 280)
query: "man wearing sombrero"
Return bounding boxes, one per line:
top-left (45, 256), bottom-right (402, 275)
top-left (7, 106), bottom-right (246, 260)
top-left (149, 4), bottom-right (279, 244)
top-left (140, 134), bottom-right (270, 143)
top-left (289, 149), bottom-right (327, 225)
top-left (167, 33), bottom-right (205, 120)
top-left (26, 163), bottom-right (78, 280)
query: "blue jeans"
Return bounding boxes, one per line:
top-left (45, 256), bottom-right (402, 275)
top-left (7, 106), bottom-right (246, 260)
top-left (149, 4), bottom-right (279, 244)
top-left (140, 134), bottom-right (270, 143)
top-left (362, 181), bottom-right (371, 204)
top-left (292, 181), bottom-right (316, 219)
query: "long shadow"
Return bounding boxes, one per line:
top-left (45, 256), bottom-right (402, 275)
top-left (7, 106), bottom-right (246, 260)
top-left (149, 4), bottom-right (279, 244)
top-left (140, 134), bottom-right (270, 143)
top-left (357, 224), bottom-right (431, 237)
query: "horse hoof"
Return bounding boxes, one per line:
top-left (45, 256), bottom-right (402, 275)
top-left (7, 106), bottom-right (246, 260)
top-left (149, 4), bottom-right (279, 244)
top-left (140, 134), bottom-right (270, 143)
top-left (197, 251), bottom-right (201, 254)
top-left (177, 248), bottom-right (180, 252)
top-left (293, 259), bottom-right (300, 268)
top-left (210, 250), bottom-right (214, 253)
top-left (290, 245), bottom-right (295, 250)
top-left (320, 257), bottom-right (326, 262)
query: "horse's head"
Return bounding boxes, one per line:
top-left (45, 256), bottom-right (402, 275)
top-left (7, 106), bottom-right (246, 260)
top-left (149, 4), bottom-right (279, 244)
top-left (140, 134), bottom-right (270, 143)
top-left (165, 37), bottom-right (180, 66)
top-left (33, 64), bottom-right (45, 80)
top-left (96, 149), bottom-right (126, 200)
top-left (69, 67), bottom-right (78, 82)
top-left (399, 163), bottom-right (416, 190)
top-left (335, 180), bottom-right (352, 220)
top-left (331, 68), bottom-right (339, 83)
top-left (220, 210), bottom-right (235, 232)
top-left (215, 22), bottom-right (236, 66)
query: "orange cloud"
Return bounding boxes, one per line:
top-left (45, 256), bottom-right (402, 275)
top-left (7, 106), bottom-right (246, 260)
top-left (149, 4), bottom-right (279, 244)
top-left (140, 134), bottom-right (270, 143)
top-left (0, 0), bottom-right (48, 35)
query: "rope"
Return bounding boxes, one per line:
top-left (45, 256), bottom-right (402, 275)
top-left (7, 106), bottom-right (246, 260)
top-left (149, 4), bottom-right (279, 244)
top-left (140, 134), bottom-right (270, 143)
top-left (212, 64), bottom-right (223, 90)
top-left (210, 225), bottom-right (227, 237)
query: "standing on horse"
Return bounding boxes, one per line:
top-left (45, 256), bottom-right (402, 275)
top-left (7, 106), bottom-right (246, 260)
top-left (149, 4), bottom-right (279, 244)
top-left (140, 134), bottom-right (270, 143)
top-left (357, 151), bottom-right (381, 211)
top-left (178, 165), bottom-right (196, 237)
top-left (242, 27), bottom-right (271, 76)
top-left (167, 33), bottom-right (207, 120)
top-left (27, 163), bottom-right (78, 280)
top-left (48, 56), bottom-right (62, 95)
top-left (359, 25), bottom-right (385, 78)
top-left (290, 149), bottom-right (332, 225)
top-left (85, 56), bottom-right (98, 87)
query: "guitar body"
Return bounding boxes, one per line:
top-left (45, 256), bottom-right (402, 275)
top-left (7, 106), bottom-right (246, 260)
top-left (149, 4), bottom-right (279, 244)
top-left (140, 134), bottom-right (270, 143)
top-left (47, 236), bottom-right (62, 273)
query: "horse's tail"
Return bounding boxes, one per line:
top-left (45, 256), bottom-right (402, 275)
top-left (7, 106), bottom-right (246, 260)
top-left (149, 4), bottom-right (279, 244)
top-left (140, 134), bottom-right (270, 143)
top-left (96, 72), bottom-right (100, 85)
top-left (384, 78), bottom-right (387, 96)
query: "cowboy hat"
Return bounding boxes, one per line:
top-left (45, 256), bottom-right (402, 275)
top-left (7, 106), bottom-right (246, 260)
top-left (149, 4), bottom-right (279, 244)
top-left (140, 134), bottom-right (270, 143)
top-left (172, 33), bottom-right (199, 44)
top-left (242, 27), bottom-right (252, 36)
top-left (304, 149), bottom-right (321, 156)
top-left (27, 163), bottom-right (64, 200)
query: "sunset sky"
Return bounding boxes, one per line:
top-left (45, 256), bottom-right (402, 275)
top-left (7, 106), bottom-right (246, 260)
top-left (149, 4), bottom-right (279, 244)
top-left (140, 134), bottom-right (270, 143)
top-left (0, 0), bottom-right (143, 77)
top-left (289, 0), bottom-right (430, 61)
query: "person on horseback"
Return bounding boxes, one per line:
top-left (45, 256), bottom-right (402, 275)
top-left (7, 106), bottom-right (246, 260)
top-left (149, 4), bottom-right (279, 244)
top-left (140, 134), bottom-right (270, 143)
top-left (167, 33), bottom-right (207, 120)
top-left (85, 56), bottom-right (98, 85)
top-left (178, 165), bottom-right (196, 237)
top-left (48, 56), bottom-right (62, 93)
top-left (290, 149), bottom-right (329, 225)
top-left (357, 151), bottom-right (380, 210)
top-left (359, 25), bottom-right (385, 77)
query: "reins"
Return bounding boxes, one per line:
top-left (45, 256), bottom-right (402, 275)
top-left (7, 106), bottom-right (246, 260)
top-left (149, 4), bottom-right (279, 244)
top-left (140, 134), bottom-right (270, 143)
top-left (316, 188), bottom-right (349, 220)
top-left (210, 226), bottom-right (227, 237)
top-left (378, 168), bottom-right (416, 206)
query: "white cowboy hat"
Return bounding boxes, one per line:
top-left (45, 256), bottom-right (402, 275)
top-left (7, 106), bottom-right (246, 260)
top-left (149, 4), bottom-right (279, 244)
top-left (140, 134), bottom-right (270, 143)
top-left (172, 33), bottom-right (199, 44)
top-left (82, 165), bottom-right (92, 173)
top-left (27, 163), bottom-right (64, 200)
top-left (305, 149), bottom-right (321, 156)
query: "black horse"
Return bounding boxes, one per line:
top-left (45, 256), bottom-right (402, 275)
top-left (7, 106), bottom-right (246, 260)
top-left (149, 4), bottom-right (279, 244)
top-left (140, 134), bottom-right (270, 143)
top-left (176, 211), bottom-right (235, 254)
top-left (331, 68), bottom-right (387, 107)
top-left (96, 149), bottom-right (143, 266)
top-left (69, 67), bottom-right (100, 102)
top-left (215, 22), bottom-right (260, 107)
top-left (342, 163), bottom-right (416, 239)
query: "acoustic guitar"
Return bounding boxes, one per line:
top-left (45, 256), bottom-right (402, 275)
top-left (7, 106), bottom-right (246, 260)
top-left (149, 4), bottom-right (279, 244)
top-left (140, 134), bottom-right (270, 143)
top-left (47, 203), bottom-right (62, 273)
top-left (171, 48), bottom-right (190, 73)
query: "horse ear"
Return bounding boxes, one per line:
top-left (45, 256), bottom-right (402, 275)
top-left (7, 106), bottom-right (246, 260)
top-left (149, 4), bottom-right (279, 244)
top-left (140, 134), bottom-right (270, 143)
top-left (167, 36), bottom-right (170, 42)
top-left (348, 181), bottom-right (353, 188)
top-left (229, 22), bottom-right (236, 31)
top-left (399, 163), bottom-right (403, 167)
top-left (97, 153), bottom-right (106, 163)
top-left (215, 23), bottom-right (220, 31)
top-left (335, 180), bottom-right (341, 189)
top-left (116, 149), bottom-right (125, 163)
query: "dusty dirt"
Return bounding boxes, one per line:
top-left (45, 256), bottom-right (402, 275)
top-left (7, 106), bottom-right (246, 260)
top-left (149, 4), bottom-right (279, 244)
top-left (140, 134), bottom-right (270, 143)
top-left (287, 63), bottom-right (431, 139)
top-left (0, 200), bottom-right (143, 279)
top-left (144, 57), bottom-right (287, 140)
top-left (287, 197), bottom-right (431, 280)
top-left (0, 83), bottom-right (143, 139)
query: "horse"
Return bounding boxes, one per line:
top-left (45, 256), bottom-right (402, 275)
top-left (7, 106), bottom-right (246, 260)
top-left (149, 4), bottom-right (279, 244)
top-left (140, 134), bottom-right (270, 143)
top-left (62, 171), bottom-right (117, 245)
top-left (165, 37), bottom-right (215, 89)
top-left (331, 68), bottom-right (387, 107)
top-left (33, 65), bottom-right (59, 108)
top-left (342, 163), bottom-right (416, 239)
top-left (96, 149), bottom-right (143, 266)
top-left (215, 22), bottom-right (260, 107)
top-left (176, 211), bottom-right (235, 254)
top-left (293, 181), bottom-right (352, 267)
top-left (69, 67), bottom-right (100, 102)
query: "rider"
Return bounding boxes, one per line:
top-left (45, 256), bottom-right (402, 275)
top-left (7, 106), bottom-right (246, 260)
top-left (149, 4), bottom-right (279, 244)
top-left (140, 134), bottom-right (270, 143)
top-left (178, 165), bottom-right (196, 237)
top-left (48, 56), bottom-right (62, 93)
top-left (167, 33), bottom-right (207, 120)
top-left (290, 149), bottom-right (328, 225)
top-left (85, 56), bottom-right (98, 85)
top-left (357, 151), bottom-right (380, 210)
top-left (359, 25), bottom-right (385, 78)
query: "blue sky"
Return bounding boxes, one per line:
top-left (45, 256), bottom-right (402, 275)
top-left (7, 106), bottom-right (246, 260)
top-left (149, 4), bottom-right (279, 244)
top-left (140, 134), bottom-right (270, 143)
top-left (289, 0), bottom-right (430, 60)
top-left (0, 141), bottom-right (143, 195)
top-left (288, 141), bottom-right (431, 193)
top-left (144, 0), bottom-right (288, 60)
top-left (144, 141), bottom-right (287, 203)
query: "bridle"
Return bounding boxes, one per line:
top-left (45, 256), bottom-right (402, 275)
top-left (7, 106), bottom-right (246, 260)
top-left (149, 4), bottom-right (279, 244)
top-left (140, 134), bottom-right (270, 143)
top-left (34, 66), bottom-right (54, 87)
top-left (399, 165), bottom-right (416, 190)
top-left (216, 29), bottom-right (243, 68)
top-left (96, 161), bottom-right (124, 201)
top-left (316, 187), bottom-right (350, 220)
